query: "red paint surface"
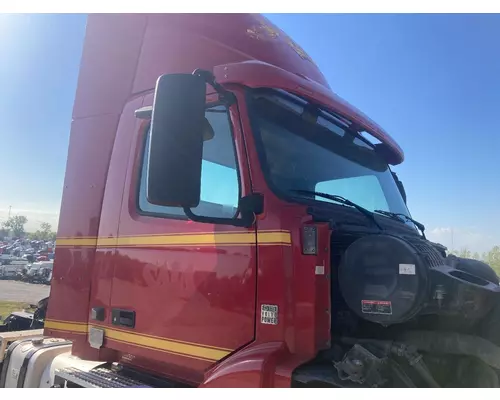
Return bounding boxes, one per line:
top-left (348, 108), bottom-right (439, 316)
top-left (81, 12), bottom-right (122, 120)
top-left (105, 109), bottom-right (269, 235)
top-left (202, 342), bottom-right (289, 388)
top-left (47, 13), bottom-right (404, 386)
top-left (107, 95), bottom-right (256, 369)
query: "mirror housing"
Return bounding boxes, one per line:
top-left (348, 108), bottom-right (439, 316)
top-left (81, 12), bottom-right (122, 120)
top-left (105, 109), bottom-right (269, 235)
top-left (147, 73), bottom-right (206, 208)
top-left (374, 142), bottom-right (400, 166)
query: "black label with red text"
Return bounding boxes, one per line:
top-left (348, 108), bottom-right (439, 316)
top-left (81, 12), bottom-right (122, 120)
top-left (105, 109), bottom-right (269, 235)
top-left (361, 300), bottom-right (392, 315)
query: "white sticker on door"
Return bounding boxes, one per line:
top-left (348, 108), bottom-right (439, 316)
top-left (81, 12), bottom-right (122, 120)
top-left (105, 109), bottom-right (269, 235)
top-left (260, 304), bottom-right (278, 325)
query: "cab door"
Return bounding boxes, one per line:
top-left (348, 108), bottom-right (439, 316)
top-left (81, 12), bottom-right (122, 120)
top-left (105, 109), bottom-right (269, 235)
top-left (106, 95), bottom-right (257, 376)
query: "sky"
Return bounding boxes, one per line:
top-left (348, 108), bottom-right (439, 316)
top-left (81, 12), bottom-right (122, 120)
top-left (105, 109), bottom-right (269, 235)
top-left (0, 13), bottom-right (499, 253)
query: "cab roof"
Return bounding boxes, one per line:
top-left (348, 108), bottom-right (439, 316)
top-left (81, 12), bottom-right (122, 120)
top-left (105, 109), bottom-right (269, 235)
top-left (76, 13), bottom-right (404, 164)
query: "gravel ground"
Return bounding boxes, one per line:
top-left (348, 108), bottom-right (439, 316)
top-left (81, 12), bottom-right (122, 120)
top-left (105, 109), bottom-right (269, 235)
top-left (0, 280), bottom-right (50, 303)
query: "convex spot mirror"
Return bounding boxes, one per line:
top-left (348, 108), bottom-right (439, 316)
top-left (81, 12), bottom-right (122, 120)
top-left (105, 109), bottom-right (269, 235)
top-left (146, 73), bottom-right (206, 208)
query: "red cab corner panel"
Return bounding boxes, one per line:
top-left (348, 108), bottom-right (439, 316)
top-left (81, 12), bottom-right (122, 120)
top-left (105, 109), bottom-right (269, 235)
top-left (201, 342), bottom-right (295, 388)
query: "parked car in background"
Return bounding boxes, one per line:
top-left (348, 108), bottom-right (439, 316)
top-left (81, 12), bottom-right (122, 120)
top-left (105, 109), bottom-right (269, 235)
top-left (24, 261), bottom-right (53, 284)
top-left (0, 263), bottom-right (21, 279)
top-left (0, 253), bottom-right (13, 265)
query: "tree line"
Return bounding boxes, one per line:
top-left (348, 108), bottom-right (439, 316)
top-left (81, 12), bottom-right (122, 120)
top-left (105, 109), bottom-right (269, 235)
top-left (0, 215), bottom-right (56, 242)
top-left (450, 246), bottom-right (500, 275)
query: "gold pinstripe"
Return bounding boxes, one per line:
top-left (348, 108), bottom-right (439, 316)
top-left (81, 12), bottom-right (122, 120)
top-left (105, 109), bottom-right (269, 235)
top-left (56, 230), bottom-right (292, 248)
top-left (44, 319), bottom-right (232, 362)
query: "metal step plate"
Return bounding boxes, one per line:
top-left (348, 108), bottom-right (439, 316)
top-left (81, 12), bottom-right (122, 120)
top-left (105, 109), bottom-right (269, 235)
top-left (55, 367), bottom-right (152, 388)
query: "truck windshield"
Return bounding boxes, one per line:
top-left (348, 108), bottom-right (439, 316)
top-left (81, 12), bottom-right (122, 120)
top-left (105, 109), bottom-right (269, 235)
top-left (249, 89), bottom-right (412, 225)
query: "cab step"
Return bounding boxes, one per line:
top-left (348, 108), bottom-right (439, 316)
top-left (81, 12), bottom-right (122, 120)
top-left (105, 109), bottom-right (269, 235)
top-left (54, 366), bottom-right (152, 388)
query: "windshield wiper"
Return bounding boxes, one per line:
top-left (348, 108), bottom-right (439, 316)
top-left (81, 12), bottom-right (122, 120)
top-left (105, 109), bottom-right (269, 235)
top-left (291, 189), bottom-right (383, 231)
top-left (374, 210), bottom-right (426, 239)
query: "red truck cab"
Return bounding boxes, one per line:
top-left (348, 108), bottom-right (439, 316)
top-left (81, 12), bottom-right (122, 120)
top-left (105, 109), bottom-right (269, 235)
top-left (44, 14), bottom-right (414, 387)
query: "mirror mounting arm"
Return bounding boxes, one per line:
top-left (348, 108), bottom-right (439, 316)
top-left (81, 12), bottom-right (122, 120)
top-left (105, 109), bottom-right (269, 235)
top-left (192, 69), bottom-right (236, 106)
top-left (183, 208), bottom-right (254, 228)
top-left (391, 171), bottom-right (407, 204)
top-left (183, 193), bottom-right (264, 229)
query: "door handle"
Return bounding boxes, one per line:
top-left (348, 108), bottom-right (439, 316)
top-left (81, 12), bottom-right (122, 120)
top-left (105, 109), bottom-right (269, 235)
top-left (111, 309), bottom-right (136, 328)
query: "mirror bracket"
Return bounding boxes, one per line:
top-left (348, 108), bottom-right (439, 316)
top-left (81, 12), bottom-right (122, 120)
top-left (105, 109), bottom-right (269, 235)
top-left (391, 171), bottom-right (407, 204)
top-left (183, 193), bottom-right (264, 228)
top-left (192, 69), bottom-right (236, 106)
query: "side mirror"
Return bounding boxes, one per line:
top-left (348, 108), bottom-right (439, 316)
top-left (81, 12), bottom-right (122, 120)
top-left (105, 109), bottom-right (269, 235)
top-left (147, 73), bottom-right (206, 208)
